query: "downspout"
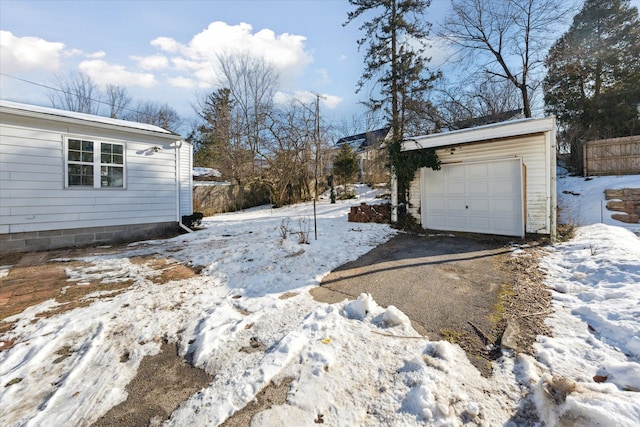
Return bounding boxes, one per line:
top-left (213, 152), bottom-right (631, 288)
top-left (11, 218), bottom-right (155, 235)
top-left (549, 117), bottom-right (557, 242)
top-left (175, 139), bottom-right (193, 233)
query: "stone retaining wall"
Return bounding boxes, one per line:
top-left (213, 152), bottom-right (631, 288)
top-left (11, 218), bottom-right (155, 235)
top-left (605, 188), bottom-right (640, 224)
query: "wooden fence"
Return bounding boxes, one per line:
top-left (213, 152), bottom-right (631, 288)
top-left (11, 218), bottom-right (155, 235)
top-left (582, 135), bottom-right (640, 176)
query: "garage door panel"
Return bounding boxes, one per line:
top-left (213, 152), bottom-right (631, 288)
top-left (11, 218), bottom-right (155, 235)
top-left (469, 217), bottom-right (490, 230)
top-left (468, 199), bottom-right (489, 211)
top-left (427, 214), bottom-right (448, 228)
top-left (447, 199), bottom-right (467, 210)
top-left (466, 163), bottom-right (489, 178)
top-left (447, 166), bottom-right (465, 179)
top-left (494, 180), bottom-right (517, 194)
top-left (494, 198), bottom-right (518, 212)
top-left (430, 182), bottom-right (446, 195)
top-left (447, 216), bottom-right (467, 228)
top-left (447, 182), bottom-right (466, 195)
top-left (421, 159), bottom-right (524, 237)
top-left (469, 182), bottom-right (489, 195)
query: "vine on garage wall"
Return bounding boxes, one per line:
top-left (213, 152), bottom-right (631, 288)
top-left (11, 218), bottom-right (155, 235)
top-left (387, 140), bottom-right (440, 206)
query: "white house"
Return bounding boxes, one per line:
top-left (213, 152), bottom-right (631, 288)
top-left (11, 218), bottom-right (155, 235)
top-left (401, 117), bottom-right (557, 239)
top-left (0, 100), bottom-right (193, 253)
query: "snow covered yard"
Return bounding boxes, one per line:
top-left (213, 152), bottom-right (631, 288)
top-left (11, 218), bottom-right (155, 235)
top-left (1, 182), bottom-right (639, 426)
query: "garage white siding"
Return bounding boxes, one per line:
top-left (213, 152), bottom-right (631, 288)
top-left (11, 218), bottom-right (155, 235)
top-left (421, 158), bottom-right (524, 237)
top-left (407, 130), bottom-right (555, 236)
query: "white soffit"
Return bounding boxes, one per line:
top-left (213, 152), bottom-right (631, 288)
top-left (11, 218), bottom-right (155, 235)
top-left (402, 117), bottom-right (555, 151)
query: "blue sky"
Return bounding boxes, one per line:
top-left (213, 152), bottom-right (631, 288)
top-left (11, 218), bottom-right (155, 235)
top-left (2, 0), bottom-right (638, 135)
top-left (0, 0), bottom-right (454, 133)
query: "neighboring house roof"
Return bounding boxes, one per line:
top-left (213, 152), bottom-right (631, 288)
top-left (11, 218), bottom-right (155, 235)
top-left (336, 127), bottom-right (391, 151)
top-left (193, 167), bottom-right (226, 182)
top-left (0, 100), bottom-right (181, 139)
top-left (450, 109), bottom-right (523, 130)
top-left (403, 116), bottom-right (556, 151)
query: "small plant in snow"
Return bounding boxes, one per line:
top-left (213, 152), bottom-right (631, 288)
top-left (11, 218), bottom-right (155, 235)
top-left (279, 219), bottom-right (290, 240)
top-left (295, 217), bottom-right (311, 244)
top-left (590, 244), bottom-right (598, 256)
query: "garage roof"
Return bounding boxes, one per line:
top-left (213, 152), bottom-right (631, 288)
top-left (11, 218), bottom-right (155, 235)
top-left (402, 116), bottom-right (555, 152)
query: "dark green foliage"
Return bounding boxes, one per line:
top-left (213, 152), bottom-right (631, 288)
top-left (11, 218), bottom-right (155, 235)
top-left (333, 144), bottom-right (359, 196)
top-left (544, 0), bottom-right (640, 168)
top-left (387, 140), bottom-right (440, 203)
top-left (345, 0), bottom-right (441, 211)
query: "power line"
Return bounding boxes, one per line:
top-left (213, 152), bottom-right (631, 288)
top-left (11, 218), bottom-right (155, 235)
top-left (0, 72), bottom-right (168, 121)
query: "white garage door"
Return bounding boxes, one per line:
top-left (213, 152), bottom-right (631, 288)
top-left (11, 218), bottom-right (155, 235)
top-left (421, 158), bottom-right (524, 237)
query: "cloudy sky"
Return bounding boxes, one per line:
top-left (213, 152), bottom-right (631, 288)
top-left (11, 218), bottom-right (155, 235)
top-left (0, 0), bottom-right (457, 132)
top-left (2, 0), bottom-right (637, 134)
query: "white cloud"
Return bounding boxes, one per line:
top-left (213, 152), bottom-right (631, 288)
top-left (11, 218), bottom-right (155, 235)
top-left (168, 76), bottom-right (196, 88)
top-left (314, 68), bottom-right (332, 86)
top-left (79, 60), bottom-right (157, 88)
top-left (151, 21), bottom-right (313, 89)
top-left (0, 30), bottom-right (65, 72)
top-left (131, 54), bottom-right (169, 70)
top-left (87, 51), bottom-right (106, 59)
top-left (150, 36), bottom-right (181, 53)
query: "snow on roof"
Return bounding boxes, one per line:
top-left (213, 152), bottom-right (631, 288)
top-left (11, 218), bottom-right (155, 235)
top-left (403, 116), bottom-right (556, 151)
top-left (0, 99), bottom-right (178, 137)
top-left (193, 167), bottom-right (222, 178)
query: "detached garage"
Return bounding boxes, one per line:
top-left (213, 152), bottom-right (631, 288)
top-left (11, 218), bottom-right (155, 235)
top-left (402, 117), bottom-right (556, 239)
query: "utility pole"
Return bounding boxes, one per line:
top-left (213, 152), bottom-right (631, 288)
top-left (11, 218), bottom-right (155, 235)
top-left (311, 91), bottom-right (326, 240)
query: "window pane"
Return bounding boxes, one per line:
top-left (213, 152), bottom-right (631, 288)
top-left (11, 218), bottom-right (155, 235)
top-left (101, 153), bottom-right (111, 163)
top-left (113, 154), bottom-right (123, 165)
top-left (101, 166), bottom-right (123, 187)
top-left (113, 145), bottom-right (123, 155)
top-left (68, 164), bottom-right (93, 186)
top-left (81, 152), bottom-right (94, 162)
top-left (68, 150), bottom-right (81, 161)
top-left (69, 139), bottom-right (81, 150)
top-left (82, 140), bottom-right (93, 152)
top-left (101, 144), bottom-right (111, 153)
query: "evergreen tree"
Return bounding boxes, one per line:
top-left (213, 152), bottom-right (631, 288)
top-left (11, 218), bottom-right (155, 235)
top-left (332, 144), bottom-right (359, 198)
top-left (544, 0), bottom-right (640, 167)
top-left (345, 0), bottom-right (440, 207)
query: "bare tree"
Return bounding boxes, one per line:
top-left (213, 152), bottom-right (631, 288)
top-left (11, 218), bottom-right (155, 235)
top-left (49, 71), bottom-right (101, 114)
top-left (262, 102), bottom-right (316, 207)
top-left (217, 52), bottom-right (279, 167)
top-left (125, 101), bottom-right (182, 133)
top-left (434, 76), bottom-right (522, 129)
top-left (104, 84), bottom-right (131, 119)
top-left (441, 0), bottom-right (572, 117)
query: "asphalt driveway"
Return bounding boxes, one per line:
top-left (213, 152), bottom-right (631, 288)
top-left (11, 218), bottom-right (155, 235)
top-left (311, 232), bottom-right (516, 372)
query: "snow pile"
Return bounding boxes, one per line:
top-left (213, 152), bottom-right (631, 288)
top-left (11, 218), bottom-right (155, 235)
top-left (2, 182), bottom-right (640, 426)
top-left (557, 168), bottom-right (640, 233)
top-left (535, 223), bottom-right (640, 425)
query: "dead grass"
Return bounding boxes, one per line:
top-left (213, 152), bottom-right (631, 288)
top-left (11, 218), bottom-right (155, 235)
top-left (0, 252), bottom-right (200, 351)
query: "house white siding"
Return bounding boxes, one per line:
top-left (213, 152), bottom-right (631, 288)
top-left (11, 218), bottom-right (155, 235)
top-left (0, 101), bottom-right (193, 252)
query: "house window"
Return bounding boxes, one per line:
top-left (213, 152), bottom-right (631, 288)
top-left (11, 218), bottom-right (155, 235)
top-left (66, 138), bottom-right (125, 188)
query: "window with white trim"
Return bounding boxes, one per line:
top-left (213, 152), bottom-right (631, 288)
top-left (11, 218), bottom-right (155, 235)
top-left (66, 138), bottom-right (125, 188)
